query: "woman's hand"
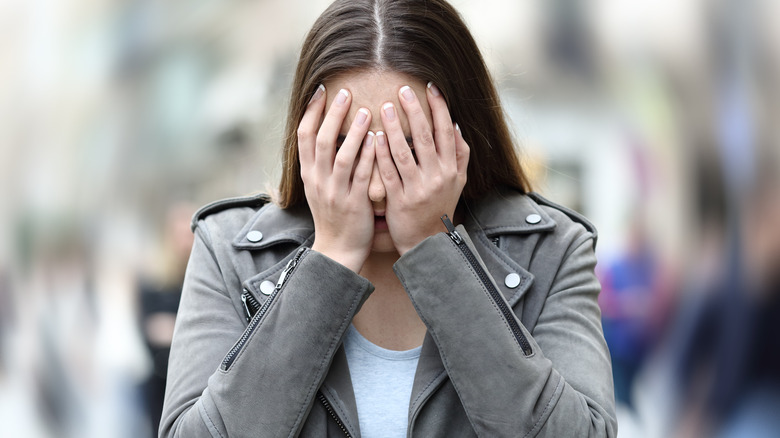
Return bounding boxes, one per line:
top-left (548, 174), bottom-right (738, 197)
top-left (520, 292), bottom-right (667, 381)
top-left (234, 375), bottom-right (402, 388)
top-left (298, 85), bottom-right (376, 272)
top-left (375, 83), bottom-right (470, 255)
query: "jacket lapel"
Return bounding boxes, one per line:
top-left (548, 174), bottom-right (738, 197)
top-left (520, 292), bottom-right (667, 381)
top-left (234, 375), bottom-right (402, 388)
top-left (462, 189), bottom-right (556, 308)
top-left (408, 332), bottom-right (449, 420)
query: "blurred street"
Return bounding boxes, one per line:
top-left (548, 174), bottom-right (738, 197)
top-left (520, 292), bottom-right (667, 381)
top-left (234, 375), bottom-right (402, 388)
top-left (1, 0), bottom-right (778, 436)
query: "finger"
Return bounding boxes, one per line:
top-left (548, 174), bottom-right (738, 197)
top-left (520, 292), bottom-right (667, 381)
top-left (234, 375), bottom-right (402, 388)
top-left (374, 131), bottom-right (403, 193)
top-left (426, 82), bottom-right (456, 168)
top-left (350, 131), bottom-right (376, 194)
top-left (297, 84), bottom-right (326, 173)
top-left (454, 123), bottom-right (470, 180)
top-left (315, 88), bottom-right (351, 176)
top-left (333, 108), bottom-right (372, 185)
top-left (380, 102), bottom-right (420, 185)
top-left (398, 85), bottom-right (437, 169)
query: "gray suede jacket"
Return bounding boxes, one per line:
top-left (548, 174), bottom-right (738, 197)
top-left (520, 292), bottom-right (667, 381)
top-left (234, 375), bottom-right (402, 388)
top-left (160, 189), bottom-right (617, 438)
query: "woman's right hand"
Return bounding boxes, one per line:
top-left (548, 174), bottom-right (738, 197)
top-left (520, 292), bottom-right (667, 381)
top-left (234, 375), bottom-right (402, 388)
top-left (298, 85), bottom-right (376, 272)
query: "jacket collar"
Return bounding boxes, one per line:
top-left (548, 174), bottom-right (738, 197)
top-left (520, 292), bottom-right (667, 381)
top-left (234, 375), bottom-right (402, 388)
top-left (462, 188), bottom-right (556, 236)
top-left (231, 202), bottom-right (314, 250)
top-left (234, 190), bottom-right (550, 311)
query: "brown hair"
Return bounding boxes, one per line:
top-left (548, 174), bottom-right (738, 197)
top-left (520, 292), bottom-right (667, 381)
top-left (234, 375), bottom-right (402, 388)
top-left (278, 0), bottom-right (531, 208)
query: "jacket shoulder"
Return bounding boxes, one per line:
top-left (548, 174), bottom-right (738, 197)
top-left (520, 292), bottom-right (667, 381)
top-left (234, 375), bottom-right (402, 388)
top-left (527, 192), bottom-right (598, 244)
top-left (190, 192), bottom-right (271, 232)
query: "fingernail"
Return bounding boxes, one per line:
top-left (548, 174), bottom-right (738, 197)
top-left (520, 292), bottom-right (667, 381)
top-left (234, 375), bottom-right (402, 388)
top-left (365, 131), bottom-right (375, 147)
top-left (427, 82), bottom-right (441, 97)
top-left (455, 122), bottom-right (461, 134)
top-left (376, 131), bottom-right (387, 146)
top-left (356, 108), bottom-right (369, 126)
top-left (400, 86), bottom-right (414, 103)
top-left (309, 84), bottom-right (325, 103)
top-left (383, 103), bottom-right (395, 120)
top-left (336, 89), bottom-right (349, 105)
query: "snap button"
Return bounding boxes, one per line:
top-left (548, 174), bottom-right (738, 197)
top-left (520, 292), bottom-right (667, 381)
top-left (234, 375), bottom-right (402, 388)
top-left (259, 280), bottom-right (276, 295)
top-left (504, 272), bottom-right (521, 288)
top-left (525, 214), bottom-right (541, 224)
top-left (247, 230), bottom-right (264, 242)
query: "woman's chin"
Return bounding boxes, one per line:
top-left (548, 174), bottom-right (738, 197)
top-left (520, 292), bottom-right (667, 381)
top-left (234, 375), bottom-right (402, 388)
top-left (370, 231), bottom-right (397, 254)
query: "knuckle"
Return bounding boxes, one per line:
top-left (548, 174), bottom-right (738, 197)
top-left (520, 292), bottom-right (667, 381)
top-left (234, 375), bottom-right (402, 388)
top-left (353, 168), bottom-right (371, 182)
top-left (431, 175), bottom-right (444, 190)
top-left (419, 131), bottom-right (435, 147)
top-left (315, 137), bottom-right (330, 151)
top-left (382, 168), bottom-right (397, 181)
top-left (297, 126), bottom-right (313, 141)
top-left (441, 125), bottom-right (455, 139)
top-left (398, 149), bottom-right (413, 164)
top-left (441, 167), bottom-right (456, 180)
top-left (333, 155), bottom-right (351, 169)
top-left (408, 104), bottom-right (424, 117)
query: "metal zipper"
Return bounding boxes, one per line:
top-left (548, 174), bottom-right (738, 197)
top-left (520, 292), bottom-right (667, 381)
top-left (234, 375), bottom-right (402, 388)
top-left (241, 289), bottom-right (261, 322)
top-left (440, 215), bottom-right (533, 356)
top-left (221, 247), bottom-right (309, 371)
top-left (317, 392), bottom-right (351, 437)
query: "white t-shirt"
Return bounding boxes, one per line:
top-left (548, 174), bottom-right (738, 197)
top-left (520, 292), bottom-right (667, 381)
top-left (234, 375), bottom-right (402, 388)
top-left (343, 324), bottom-right (422, 438)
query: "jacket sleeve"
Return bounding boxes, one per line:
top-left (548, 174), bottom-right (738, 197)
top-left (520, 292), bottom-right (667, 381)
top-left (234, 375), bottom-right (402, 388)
top-left (160, 221), bottom-right (373, 438)
top-left (393, 225), bottom-right (616, 437)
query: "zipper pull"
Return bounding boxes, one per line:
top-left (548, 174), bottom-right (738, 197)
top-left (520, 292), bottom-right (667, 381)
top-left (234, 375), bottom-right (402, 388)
top-left (240, 290), bottom-right (252, 322)
top-left (241, 288), bottom-right (261, 322)
top-left (440, 214), bottom-right (462, 244)
top-left (275, 247), bottom-right (307, 291)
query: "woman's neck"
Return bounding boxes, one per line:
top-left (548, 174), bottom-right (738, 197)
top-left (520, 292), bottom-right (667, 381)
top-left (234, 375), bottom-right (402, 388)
top-left (353, 251), bottom-right (426, 350)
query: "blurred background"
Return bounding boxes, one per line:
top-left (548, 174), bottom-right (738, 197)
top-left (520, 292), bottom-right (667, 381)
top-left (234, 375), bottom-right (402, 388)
top-left (1, 0), bottom-right (778, 436)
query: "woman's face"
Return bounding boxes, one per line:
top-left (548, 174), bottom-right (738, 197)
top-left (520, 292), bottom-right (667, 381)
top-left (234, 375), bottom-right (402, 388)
top-left (322, 70), bottom-right (433, 253)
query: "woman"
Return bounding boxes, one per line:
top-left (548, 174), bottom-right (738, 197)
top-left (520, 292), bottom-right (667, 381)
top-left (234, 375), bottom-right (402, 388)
top-left (161, 0), bottom-right (616, 437)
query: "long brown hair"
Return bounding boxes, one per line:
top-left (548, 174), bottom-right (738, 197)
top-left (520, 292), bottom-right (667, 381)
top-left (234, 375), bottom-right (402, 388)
top-left (278, 0), bottom-right (531, 208)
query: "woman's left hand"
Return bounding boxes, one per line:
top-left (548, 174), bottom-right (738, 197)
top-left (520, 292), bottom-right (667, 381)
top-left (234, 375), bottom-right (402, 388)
top-left (375, 83), bottom-right (469, 255)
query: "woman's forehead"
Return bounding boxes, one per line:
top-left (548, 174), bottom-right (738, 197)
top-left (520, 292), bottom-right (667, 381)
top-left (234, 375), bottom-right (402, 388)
top-left (323, 70), bottom-right (433, 134)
